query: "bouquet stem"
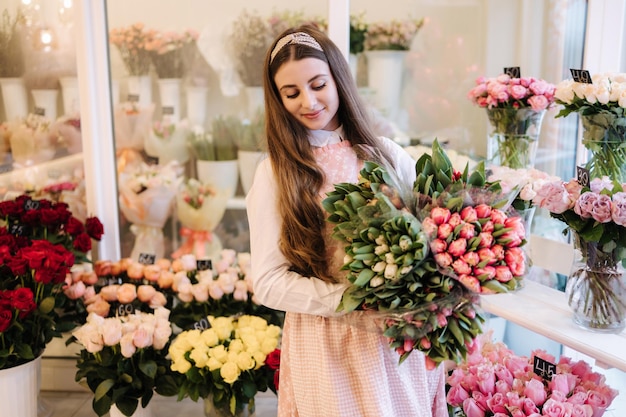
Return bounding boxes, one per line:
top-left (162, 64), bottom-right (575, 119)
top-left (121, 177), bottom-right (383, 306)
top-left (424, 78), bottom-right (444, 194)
top-left (580, 113), bottom-right (626, 182)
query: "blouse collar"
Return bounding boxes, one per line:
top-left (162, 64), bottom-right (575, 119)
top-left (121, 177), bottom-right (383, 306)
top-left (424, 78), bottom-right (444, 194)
top-left (308, 126), bottom-right (345, 147)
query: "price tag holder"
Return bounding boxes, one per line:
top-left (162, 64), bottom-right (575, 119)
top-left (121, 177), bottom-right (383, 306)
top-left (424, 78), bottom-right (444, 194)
top-left (570, 69), bottom-right (592, 84)
top-left (577, 166), bottom-right (590, 187)
top-left (23, 199), bottom-right (40, 211)
top-left (127, 94), bottom-right (140, 102)
top-left (192, 316), bottom-right (211, 331)
top-left (34, 107), bottom-right (46, 116)
top-left (138, 253), bottom-right (156, 265)
top-left (162, 106), bottom-right (175, 115)
top-left (504, 66), bottom-right (521, 78)
top-left (533, 356), bottom-right (556, 380)
top-left (9, 223), bottom-right (28, 236)
top-left (116, 303), bottom-right (136, 316)
top-left (197, 259), bottom-right (212, 271)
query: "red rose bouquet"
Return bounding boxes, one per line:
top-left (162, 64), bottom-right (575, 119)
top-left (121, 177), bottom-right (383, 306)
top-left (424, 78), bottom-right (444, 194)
top-left (0, 194), bottom-right (103, 368)
top-left (446, 333), bottom-right (618, 417)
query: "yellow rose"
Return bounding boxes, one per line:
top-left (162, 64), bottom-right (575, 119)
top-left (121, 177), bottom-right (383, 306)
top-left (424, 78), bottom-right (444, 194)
top-left (201, 328), bottom-right (219, 347)
top-left (227, 350), bottom-right (239, 364)
top-left (220, 361), bottom-right (241, 384)
top-left (207, 357), bottom-right (223, 371)
top-left (229, 338), bottom-right (244, 353)
top-left (210, 317), bottom-right (234, 340)
top-left (184, 329), bottom-right (204, 348)
top-left (236, 351), bottom-right (255, 371)
top-left (171, 357), bottom-right (192, 374)
top-left (240, 334), bottom-right (261, 352)
top-left (210, 345), bottom-right (228, 363)
top-left (261, 337), bottom-right (279, 355)
top-left (266, 324), bottom-right (281, 339)
top-left (251, 351), bottom-right (267, 370)
top-left (189, 345), bottom-right (209, 368)
top-left (249, 315), bottom-right (268, 330)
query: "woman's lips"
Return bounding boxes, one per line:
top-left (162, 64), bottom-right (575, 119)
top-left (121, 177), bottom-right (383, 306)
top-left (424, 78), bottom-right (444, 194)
top-left (302, 109), bottom-right (322, 119)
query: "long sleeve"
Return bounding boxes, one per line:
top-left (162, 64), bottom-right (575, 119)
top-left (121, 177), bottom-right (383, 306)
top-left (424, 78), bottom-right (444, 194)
top-left (245, 159), bottom-right (349, 317)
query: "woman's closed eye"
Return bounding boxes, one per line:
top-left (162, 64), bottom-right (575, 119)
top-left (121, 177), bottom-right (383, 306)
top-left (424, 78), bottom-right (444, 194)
top-left (285, 83), bottom-right (327, 99)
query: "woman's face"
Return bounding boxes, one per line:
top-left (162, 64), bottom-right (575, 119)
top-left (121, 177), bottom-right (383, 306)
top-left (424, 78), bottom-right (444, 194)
top-left (273, 57), bottom-right (340, 131)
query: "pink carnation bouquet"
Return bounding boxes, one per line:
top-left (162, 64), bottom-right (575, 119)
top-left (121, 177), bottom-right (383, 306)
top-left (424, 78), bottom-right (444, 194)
top-left (468, 73), bottom-right (556, 169)
top-left (446, 333), bottom-right (618, 417)
top-left (533, 176), bottom-right (626, 330)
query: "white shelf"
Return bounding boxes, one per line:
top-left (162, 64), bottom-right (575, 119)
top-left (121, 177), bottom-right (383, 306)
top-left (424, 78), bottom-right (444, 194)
top-left (480, 279), bottom-right (626, 372)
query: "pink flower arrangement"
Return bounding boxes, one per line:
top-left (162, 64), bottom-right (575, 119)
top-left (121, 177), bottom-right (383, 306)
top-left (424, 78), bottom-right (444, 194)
top-left (423, 204), bottom-right (527, 294)
top-left (446, 333), bottom-right (618, 417)
top-left (467, 74), bottom-right (556, 111)
top-left (146, 28), bottom-right (198, 79)
top-left (109, 23), bottom-right (156, 76)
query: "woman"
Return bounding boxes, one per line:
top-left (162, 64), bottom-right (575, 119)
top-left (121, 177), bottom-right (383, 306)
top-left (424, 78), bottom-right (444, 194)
top-left (246, 24), bottom-right (448, 417)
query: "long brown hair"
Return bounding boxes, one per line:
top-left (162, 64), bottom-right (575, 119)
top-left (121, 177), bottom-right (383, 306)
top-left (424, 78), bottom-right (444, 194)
top-left (263, 25), bottom-right (393, 283)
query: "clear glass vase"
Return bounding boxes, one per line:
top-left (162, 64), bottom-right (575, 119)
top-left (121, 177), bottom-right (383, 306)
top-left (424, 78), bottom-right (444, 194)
top-left (566, 232), bottom-right (626, 333)
top-left (486, 108), bottom-right (546, 169)
top-left (203, 395), bottom-right (253, 417)
top-left (580, 113), bottom-right (626, 183)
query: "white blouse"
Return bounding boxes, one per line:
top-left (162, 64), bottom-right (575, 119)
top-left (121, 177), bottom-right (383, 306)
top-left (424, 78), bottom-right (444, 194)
top-left (245, 133), bottom-right (416, 317)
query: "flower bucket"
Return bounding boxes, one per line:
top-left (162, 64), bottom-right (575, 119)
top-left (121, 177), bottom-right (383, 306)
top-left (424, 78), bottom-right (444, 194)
top-left (580, 113), bottom-right (626, 183)
top-left (196, 159), bottom-right (239, 200)
top-left (126, 75), bottom-right (152, 107)
top-left (0, 356), bottom-right (40, 417)
top-left (244, 86), bottom-right (264, 119)
top-left (566, 231), bottom-right (626, 333)
top-left (187, 86), bottom-right (208, 127)
top-left (157, 78), bottom-right (182, 123)
top-left (486, 107), bottom-right (545, 169)
top-left (365, 50), bottom-right (407, 120)
top-left (110, 402), bottom-right (154, 417)
top-left (60, 76), bottom-right (80, 116)
top-left (31, 89), bottom-right (59, 121)
top-left (0, 77), bottom-right (28, 122)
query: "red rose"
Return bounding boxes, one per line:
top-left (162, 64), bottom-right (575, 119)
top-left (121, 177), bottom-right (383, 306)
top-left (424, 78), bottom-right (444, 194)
top-left (11, 288), bottom-right (36, 318)
top-left (266, 348), bottom-right (281, 370)
top-left (40, 208), bottom-right (61, 227)
top-left (85, 217), bottom-right (104, 240)
top-left (54, 202), bottom-right (72, 224)
top-left (6, 256), bottom-right (28, 275)
top-left (0, 199), bottom-right (23, 217)
top-left (273, 369), bottom-right (280, 392)
top-left (0, 306), bottom-right (12, 332)
top-left (72, 233), bottom-right (92, 253)
top-left (65, 216), bottom-right (85, 236)
top-left (20, 210), bottom-right (40, 226)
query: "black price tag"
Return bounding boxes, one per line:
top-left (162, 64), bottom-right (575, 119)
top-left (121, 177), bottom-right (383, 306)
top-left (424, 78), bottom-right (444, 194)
top-left (23, 199), bottom-right (40, 211)
top-left (504, 66), bottom-right (521, 78)
top-left (145, 156), bottom-right (159, 165)
top-left (533, 356), bottom-right (556, 380)
top-left (197, 259), bottom-right (212, 271)
top-left (192, 316), bottom-right (211, 331)
top-left (162, 106), bottom-right (174, 115)
top-left (9, 223), bottom-right (27, 236)
top-left (577, 166), bottom-right (590, 187)
top-left (117, 303), bottom-right (136, 316)
top-left (138, 253), bottom-right (156, 265)
top-left (570, 69), bottom-right (592, 83)
top-left (127, 94), bottom-right (140, 102)
top-left (34, 107), bottom-right (45, 116)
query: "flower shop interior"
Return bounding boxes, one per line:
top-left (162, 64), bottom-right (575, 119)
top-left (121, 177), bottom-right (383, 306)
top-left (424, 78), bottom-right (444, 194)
top-left (1, 0), bottom-right (626, 416)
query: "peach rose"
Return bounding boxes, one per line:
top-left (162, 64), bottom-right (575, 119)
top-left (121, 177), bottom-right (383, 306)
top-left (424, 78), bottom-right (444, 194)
top-left (117, 283), bottom-right (138, 304)
top-left (137, 285), bottom-right (157, 302)
top-left (100, 284), bottom-right (120, 301)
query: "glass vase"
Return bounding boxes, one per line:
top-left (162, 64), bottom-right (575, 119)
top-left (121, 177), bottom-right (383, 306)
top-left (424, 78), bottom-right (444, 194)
top-left (579, 113), bottom-right (626, 183)
top-left (565, 231), bottom-right (626, 333)
top-left (486, 108), bottom-right (546, 169)
top-left (203, 395), bottom-right (253, 417)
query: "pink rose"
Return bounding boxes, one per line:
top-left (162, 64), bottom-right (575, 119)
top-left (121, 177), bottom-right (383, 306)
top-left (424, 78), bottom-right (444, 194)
top-left (120, 332), bottom-right (136, 358)
top-left (523, 378), bottom-right (547, 407)
top-left (534, 181), bottom-right (572, 213)
top-left (509, 84), bottom-right (528, 100)
top-left (462, 397), bottom-right (486, 417)
top-left (574, 192), bottom-right (597, 219)
top-left (611, 192), bottom-right (626, 226)
top-left (521, 397), bottom-right (541, 415)
top-left (86, 297), bottom-right (110, 317)
top-left (149, 291), bottom-right (167, 308)
top-left (485, 392), bottom-right (507, 414)
top-left (590, 193), bottom-right (613, 223)
top-left (589, 176), bottom-right (613, 193)
top-left (528, 94), bottom-right (549, 110)
top-left (542, 398), bottom-right (570, 417)
top-left (446, 385), bottom-right (469, 406)
top-left (102, 318), bottom-right (123, 346)
top-left (133, 323), bottom-right (153, 349)
top-left (64, 281), bottom-right (86, 300)
top-left (493, 363), bottom-right (514, 386)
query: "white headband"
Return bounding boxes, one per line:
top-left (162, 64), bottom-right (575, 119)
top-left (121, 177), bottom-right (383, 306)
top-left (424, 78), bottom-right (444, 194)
top-left (270, 32), bottom-right (324, 63)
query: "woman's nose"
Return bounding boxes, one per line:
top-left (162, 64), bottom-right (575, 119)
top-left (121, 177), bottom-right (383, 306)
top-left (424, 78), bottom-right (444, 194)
top-left (302, 90), bottom-right (317, 109)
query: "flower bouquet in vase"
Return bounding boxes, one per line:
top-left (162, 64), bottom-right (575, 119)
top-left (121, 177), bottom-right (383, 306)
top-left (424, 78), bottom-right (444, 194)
top-left (468, 74), bottom-right (556, 169)
top-left (5, 113), bottom-right (57, 167)
top-left (234, 109), bottom-right (266, 195)
top-left (446, 332), bottom-right (618, 417)
top-left (534, 175), bottom-right (626, 332)
top-left (555, 71), bottom-right (626, 182)
top-left (118, 161), bottom-right (183, 261)
top-left (168, 314), bottom-right (280, 416)
top-left (72, 307), bottom-right (179, 417)
top-left (114, 101), bottom-right (155, 173)
top-left (171, 179), bottom-right (229, 260)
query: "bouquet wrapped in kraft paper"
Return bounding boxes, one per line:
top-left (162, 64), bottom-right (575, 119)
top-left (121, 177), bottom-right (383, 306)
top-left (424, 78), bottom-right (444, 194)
top-left (118, 161), bottom-right (183, 261)
top-left (171, 178), bottom-right (230, 260)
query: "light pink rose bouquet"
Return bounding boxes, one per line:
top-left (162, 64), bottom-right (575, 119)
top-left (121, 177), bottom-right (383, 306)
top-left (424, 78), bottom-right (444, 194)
top-left (468, 74), bottom-right (556, 111)
top-left (72, 307), bottom-right (179, 416)
top-left (446, 332), bottom-right (618, 417)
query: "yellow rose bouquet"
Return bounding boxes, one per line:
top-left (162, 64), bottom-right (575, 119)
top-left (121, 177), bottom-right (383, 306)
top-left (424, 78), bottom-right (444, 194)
top-left (169, 315), bottom-right (281, 416)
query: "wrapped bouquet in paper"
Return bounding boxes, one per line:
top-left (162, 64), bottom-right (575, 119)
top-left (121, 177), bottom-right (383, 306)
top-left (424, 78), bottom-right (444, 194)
top-left (114, 101), bottom-right (155, 173)
top-left (5, 113), bottom-right (57, 167)
top-left (171, 178), bottom-right (229, 259)
top-left (50, 116), bottom-right (82, 154)
top-left (145, 117), bottom-right (191, 165)
top-left (118, 161), bottom-right (183, 261)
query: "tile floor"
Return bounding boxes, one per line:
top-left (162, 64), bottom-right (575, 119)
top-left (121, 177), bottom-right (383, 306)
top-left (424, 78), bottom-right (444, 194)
top-left (40, 390), bottom-right (278, 417)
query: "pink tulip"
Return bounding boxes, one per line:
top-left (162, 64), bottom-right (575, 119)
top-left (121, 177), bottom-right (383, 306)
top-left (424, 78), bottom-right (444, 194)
top-left (431, 207), bottom-right (451, 225)
top-left (461, 206), bottom-right (478, 222)
top-left (449, 238), bottom-right (468, 257)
